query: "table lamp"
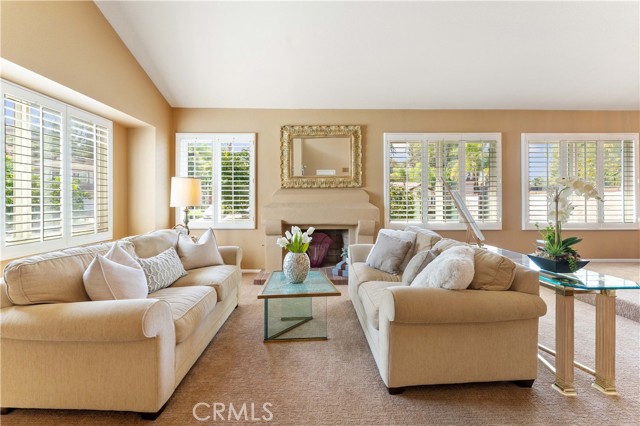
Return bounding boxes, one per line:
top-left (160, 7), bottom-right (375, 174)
top-left (170, 177), bottom-right (202, 234)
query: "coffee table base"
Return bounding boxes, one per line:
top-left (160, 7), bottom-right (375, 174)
top-left (263, 296), bottom-right (328, 341)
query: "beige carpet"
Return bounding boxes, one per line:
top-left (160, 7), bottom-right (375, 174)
top-left (3, 274), bottom-right (639, 426)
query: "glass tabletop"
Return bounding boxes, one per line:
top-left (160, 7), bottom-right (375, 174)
top-left (484, 245), bottom-right (640, 291)
top-left (258, 271), bottom-right (341, 299)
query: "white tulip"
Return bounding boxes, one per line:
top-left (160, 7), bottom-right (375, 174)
top-left (285, 230), bottom-right (292, 240)
top-left (291, 226), bottom-right (301, 235)
top-left (276, 237), bottom-right (289, 248)
top-left (302, 234), bottom-right (311, 244)
top-left (306, 226), bottom-right (315, 235)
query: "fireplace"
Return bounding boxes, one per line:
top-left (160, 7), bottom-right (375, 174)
top-left (262, 188), bottom-right (380, 276)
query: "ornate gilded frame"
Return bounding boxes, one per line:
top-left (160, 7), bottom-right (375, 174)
top-left (280, 125), bottom-right (362, 188)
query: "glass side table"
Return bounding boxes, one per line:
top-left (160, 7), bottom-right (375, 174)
top-left (485, 245), bottom-right (640, 396)
top-left (257, 271), bottom-right (341, 342)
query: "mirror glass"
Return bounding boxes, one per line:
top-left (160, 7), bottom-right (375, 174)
top-left (280, 125), bottom-right (362, 188)
top-left (291, 137), bottom-right (351, 177)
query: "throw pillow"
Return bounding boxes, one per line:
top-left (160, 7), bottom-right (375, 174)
top-left (411, 245), bottom-right (475, 290)
top-left (83, 242), bottom-right (148, 300)
top-left (402, 248), bottom-right (441, 285)
top-left (432, 238), bottom-right (464, 252)
top-left (470, 248), bottom-right (517, 291)
top-left (138, 247), bottom-right (188, 293)
top-left (177, 228), bottom-right (224, 270)
top-left (378, 229), bottom-right (417, 271)
top-left (404, 226), bottom-right (443, 254)
top-left (366, 232), bottom-right (413, 275)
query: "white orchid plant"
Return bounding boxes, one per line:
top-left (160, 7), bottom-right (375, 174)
top-left (535, 177), bottom-right (601, 271)
top-left (277, 226), bottom-right (315, 253)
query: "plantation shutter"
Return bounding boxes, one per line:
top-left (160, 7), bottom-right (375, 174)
top-left (526, 141), bottom-right (560, 224)
top-left (385, 133), bottom-right (502, 229)
top-left (215, 135), bottom-right (255, 228)
top-left (603, 139), bottom-right (636, 224)
top-left (179, 137), bottom-right (214, 226)
top-left (387, 140), bottom-right (423, 223)
top-left (3, 94), bottom-right (63, 247)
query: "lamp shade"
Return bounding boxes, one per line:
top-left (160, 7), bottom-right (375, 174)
top-left (170, 177), bottom-right (202, 207)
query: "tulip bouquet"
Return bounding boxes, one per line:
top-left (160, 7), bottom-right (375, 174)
top-left (534, 177), bottom-right (601, 271)
top-left (277, 226), bottom-right (315, 253)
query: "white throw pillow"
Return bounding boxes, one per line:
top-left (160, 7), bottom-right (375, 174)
top-left (138, 247), bottom-right (187, 293)
top-left (402, 248), bottom-right (440, 285)
top-left (83, 242), bottom-right (148, 300)
top-left (411, 245), bottom-right (475, 290)
top-left (378, 229), bottom-right (417, 271)
top-left (177, 228), bottom-right (224, 270)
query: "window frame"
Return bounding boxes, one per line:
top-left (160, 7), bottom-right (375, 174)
top-left (383, 132), bottom-right (503, 231)
top-left (1, 80), bottom-right (113, 260)
top-left (520, 133), bottom-right (640, 231)
top-left (175, 132), bottom-right (256, 230)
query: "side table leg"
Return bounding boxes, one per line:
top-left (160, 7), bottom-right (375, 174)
top-left (553, 289), bottom-right (576, 396)
top-left (593, 290), bottom-right (618, 395)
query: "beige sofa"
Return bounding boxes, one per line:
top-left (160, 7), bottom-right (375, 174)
top-left (0, 229), bottom-right (242, 419)
top-left (349, 237), bottom-right (547, 394)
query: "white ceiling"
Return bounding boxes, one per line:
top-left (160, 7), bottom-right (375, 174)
top-left (96, 1), bottom-right (640, 110)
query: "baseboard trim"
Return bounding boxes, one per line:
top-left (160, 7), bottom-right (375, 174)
top-left (588, 259), bottom-right (640, 263)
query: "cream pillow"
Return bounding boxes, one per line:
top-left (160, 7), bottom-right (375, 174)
top-left (138, 247), bottom-right (187, 293)
top-left (411, 245), bottom-right (475, 290)
top-left (177, 228), bottom-right (224, 270)
top-left (378, 229), bottom-right (417, 271)
top-left (470, 248), bottom-right (517, 291)
top-left (83, 242), bottom-right (148, 300)
top-left (366, 233), bottom-right (413, 275)
top-left (404, 226), bottom-right (443, 254)
top-left (402, 248), bottom-right (440, 285)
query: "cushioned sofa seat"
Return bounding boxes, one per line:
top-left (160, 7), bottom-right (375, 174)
top-left (149, 286), bottom-right (217, 343)
top-left (171, 265), bottom-right (240, 302)
top-left (350, 262), bottom-right (401, 292)
top-left (358, 281), bottom-right (402, 330)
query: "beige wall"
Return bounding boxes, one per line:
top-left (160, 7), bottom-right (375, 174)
top-left (0, 0), bottom-right (173, 269)
top-left (175, 108), bottom-right (640, 269)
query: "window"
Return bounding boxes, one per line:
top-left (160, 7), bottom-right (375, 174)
top-left (521, 133), bottom-right (639, 230)
top-left (1, 81), bottom-right (112, 260)
top-left (384, 133), bottom-right (502, 230)
top-left (175, 133), bottom-right (256, 229)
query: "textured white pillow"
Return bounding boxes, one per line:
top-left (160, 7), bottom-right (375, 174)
top-left (177, 228), bottom-right (224, 270)
top-left (378, 229), bottom-right (417, 271)
top-left (138, 247), bottom-right (187, 293)
top-left (402, 248), bottom-right (440, 285)
top-left (411, 245), bottom-right (475, 290)
top-left (83, 242), bottom-right (148, 300)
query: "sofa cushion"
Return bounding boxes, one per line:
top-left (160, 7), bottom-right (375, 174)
top-left (83, 242), bottom-right (148, 300)
top-left (470, 248), bottom-right (517, 291)
top-left (351, 262), bottom-right (403, 287)
top-left (411, 245), bottom-right (475, 290)
top-left (432, 238), bottom-right (465, 252)
top-left (148, 286), bottom-right (217, 343)
top-left (358, 281), bottom-right (402, 330)
top-left (125, 229), bottom-right (181, 259)
top-left (366, 233), bottom-right (413, 275)
top-left (177, 228), bottom-right (224, 270)
top-left (405, 226), bottom-right (442, 254)
top-left (3, 243), bottom-right (112, 305)
top-left (138, 247), bottom-right (187, 293)
top-left (172, 264), bottom-right (240, 302)
top-left (402, 248), bottom-right (440, 285)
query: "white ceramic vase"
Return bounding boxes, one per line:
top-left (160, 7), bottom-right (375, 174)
top-left (283, 252), bottom-right (310, 283)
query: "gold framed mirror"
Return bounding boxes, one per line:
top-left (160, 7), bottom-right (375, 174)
top-left (280, 125), bottom-right (362, 188)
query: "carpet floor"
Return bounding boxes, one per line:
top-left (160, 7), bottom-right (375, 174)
top-left (3, 273), bottom-right (639, 426)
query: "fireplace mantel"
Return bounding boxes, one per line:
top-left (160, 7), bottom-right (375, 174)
top-left (262, 188), bottom-right (380, 271)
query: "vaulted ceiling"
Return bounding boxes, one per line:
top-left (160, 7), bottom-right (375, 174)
top-left (96, 1), bottom-right (640, 110)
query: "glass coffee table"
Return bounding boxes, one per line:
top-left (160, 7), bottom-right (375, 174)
top-left (257, 271), bottom-right (341, 342)
top-left (486, 245), bottom-right (640, 396)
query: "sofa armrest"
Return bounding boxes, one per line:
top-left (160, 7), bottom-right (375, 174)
top-left (381, 286), bottom-right (547, 325)
top-left (349, 244), bottom-right (373, 264)
top-left (219, 246), bottom-right (243, 268)
top-left (0, 299), bottom-right (174, 342)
